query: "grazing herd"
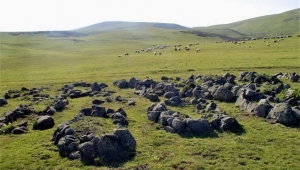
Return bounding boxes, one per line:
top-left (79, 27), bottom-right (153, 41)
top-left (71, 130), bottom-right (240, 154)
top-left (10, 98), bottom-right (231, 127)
top-left (118, 42), bottom-right (201, 57)
top-left (216, 34), bottom-right (296, 47)
top-left (118, 34), bottom-right (298, 57)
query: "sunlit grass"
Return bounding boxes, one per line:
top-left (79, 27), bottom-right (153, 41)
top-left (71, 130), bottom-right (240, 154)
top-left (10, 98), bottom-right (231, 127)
top-left (0, 31), bottom-right (299, 169)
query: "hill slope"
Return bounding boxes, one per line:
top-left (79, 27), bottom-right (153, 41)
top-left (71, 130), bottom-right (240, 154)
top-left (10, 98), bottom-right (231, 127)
top-left (75, 21), bottom-right (188, 33)
top-left (194, 8), bottom-right (300, 39)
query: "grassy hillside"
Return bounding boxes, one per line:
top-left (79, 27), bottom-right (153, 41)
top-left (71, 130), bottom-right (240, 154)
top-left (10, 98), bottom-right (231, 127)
top-left (0, 29), bottom-right (300, 170)
top-left (194, 8), bottom-right (300, 39)
top-left (76, 21), bottom-right (188, 33)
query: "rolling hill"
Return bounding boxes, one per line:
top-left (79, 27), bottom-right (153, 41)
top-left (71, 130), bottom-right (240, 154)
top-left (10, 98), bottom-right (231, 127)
top-left (193, 8), bottom-right (300, 39)
top-left (75, 21), bottom-right (188, 33)
top-left (1, 8), bottom-right (299, 41)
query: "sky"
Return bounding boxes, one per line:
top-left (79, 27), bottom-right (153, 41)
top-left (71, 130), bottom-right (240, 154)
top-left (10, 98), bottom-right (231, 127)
top-left (0, 0), bottom-right (299, 31)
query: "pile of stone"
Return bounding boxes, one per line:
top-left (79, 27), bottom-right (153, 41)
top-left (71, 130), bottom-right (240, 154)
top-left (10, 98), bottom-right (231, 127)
top-left (4, 104), bottom-right (34, 124)
top-left (147, 103), bottom-right (240, 135)
top-left (276, 72), bottom-right (300, 82)
top-left (51, 106), bottom-right (136, 165)
top-left (61, 81), bottom-right (110, 98)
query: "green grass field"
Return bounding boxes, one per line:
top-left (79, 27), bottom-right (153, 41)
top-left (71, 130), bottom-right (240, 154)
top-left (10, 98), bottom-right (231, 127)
top-left (0, 28), bottom-right (300, 170)
top-left (195, 8), bottom-right (300, 39)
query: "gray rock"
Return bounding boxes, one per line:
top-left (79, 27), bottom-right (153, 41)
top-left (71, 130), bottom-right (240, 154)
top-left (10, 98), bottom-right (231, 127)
top-left (92, 99), bottom-right (105, 105)
top-left (113, 129), bottom-right (136, 150)
top-left (145, 93), bottom-right (160, 102)
top-left (220, 117), bottom-right (238, 131)
top-left (113, 113), bottom-right (128, 126)
top-left (65, 128), bottom-right (76, 136)
top-left (253, 99), bottom-right (272, 117)
top-left (231, 86), bottom-right (241, 96)
top-left (186, 118), bottom-right (213, 135)
top-left (245, 88), bottom-right (258, 97)
top-left (68, 142), bottom-right (78, 153)
top-left (5, 111), bottom-right (17, 124)
top-left (158, 111), bottom-right (173, 126)
top-left (235, 92), bottom-right (250, 110)
top-left (115, 79), bottom-right (128, 89)
top-left (164, 92), bottom-right (175, 98)
top-left (224, 82), bottom-right (234, 90)
top-left (147, 103), bottom-right (167, 112)
top-left (80, 107), bottom-right (93, 116)
top-left (91, 82), bottom-right (101, 91)
top-left (171, 118), bottom-right (186, 132)
top-left (185, 89), bottom-right (193, 97)
top-left (12, 126), bottom-right (28, 134)
top-left (206, 102), bottom-right (217, 111)
top-left (191, 98), bottom-right (198, 105)
top-left (141, 78), bottom-right (154, 87)
top-left (290, 75), bottom-right (299, 82)
top-left (292, 107), bottom-right (300, 120)
top-left (165, 96), bottom-right (182, 107)
top-left (96, 134), bottom-right (122, 162)
top-left (78, 142), bottom-right (95, 160)
top-left (54, 100), bottom-right (65, 111)
top-left (33, 116), bottom-right (54, 130)
top-left (92, 106), bottom-right (107, 117)
top-left (213, 86), bottom-right (234, 102)
top-left (266, 103), bottom-right (297, 126)
top-left (195, 104), bottom-right (203, 111)
top-left (0, 98), bottom-right (8, 107)
top-left (128, 77), bottom-right (137, 88)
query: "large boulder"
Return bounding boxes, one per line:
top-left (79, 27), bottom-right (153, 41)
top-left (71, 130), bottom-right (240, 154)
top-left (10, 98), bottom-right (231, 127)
top-left (96, 134), bottom-right (122, 162)
top-left (212, 86), bottom-right (234, 102)
top-left (5, 111), bottom-right (18, 124)
top-left (266, 103), bottom-right (297, 126)
top-left (33, 116), bottom-right (55, 130)
top-left (186, 118), bottom-right (213, 135)
top-left (112, 113), bottom-right (128, 126)
top-left (54, 100), bottom-right (66, 111)
top-left (80, 107), bottom-right (93, 116)
top-left (141, 78), bottom-right (154, 87)
top-left (220, 117), bottom-right (239, 131)
top-left (253, 99), bottom-right (272, 117)
top-left (113, 129), bottom-right (136, 150)
top-left (78, 142), bottom-right (95, 161)
top-left (92, 106), bottom-right (107, 117)
top-left (171, 118), bottom-right (186, 133)
top-left (128, 77), bottom-right (137, 88)
top-left (0, 98), bottom-right (8, 107)
top-left (91, 82), bottom-right (101, 91)
top-left (116, 79), bottom-right (128, 89)
top-left (235, 92), bottom-right (250, 111)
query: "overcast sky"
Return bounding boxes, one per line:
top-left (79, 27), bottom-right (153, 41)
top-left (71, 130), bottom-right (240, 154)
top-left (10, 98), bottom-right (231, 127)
top-left (0, 0), bottom-right (299, 31)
